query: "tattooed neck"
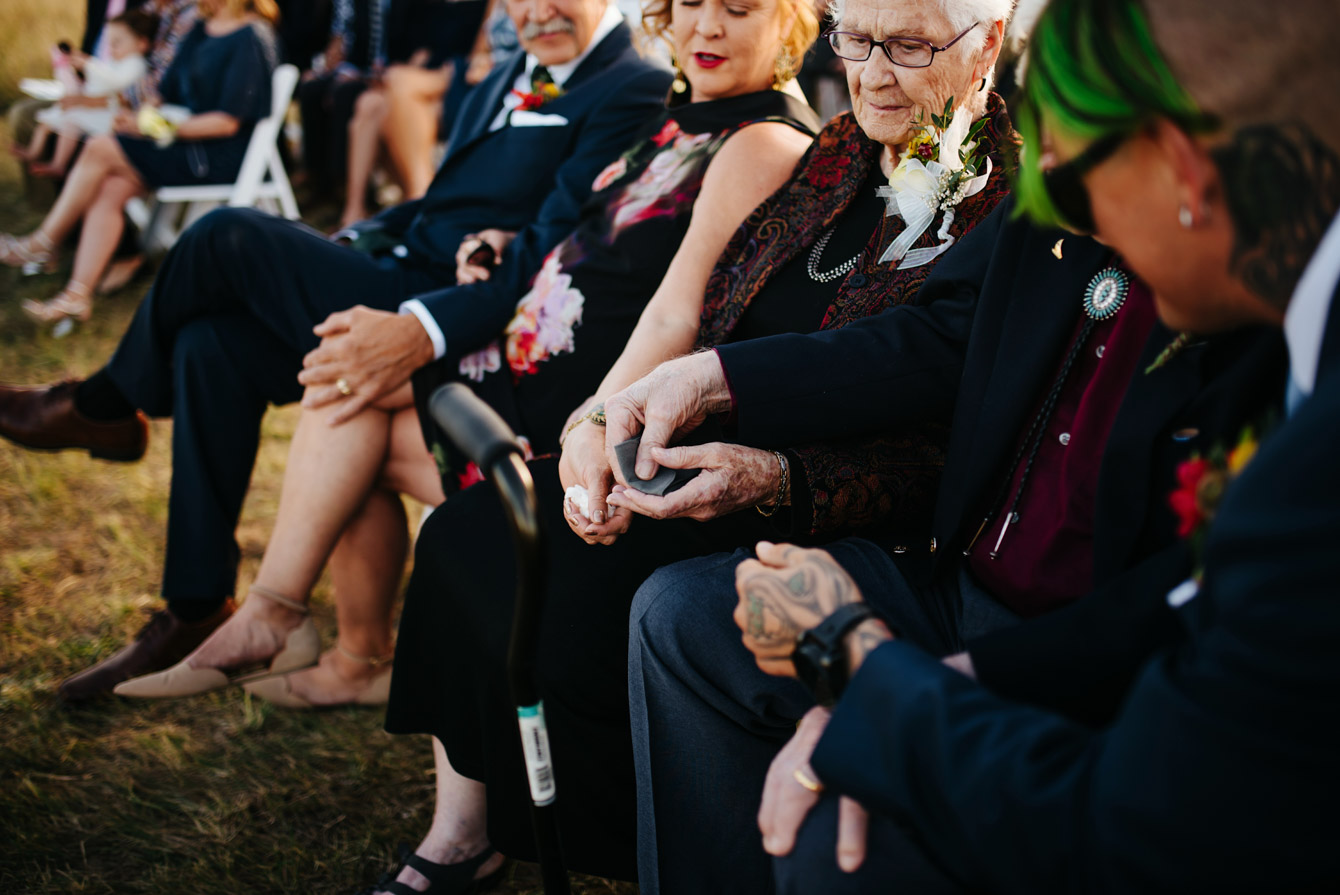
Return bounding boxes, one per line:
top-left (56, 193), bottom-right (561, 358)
top-left (1212, 124), bottom-right (1340, 312)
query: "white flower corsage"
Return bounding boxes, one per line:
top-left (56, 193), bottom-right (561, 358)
top-left (877, 98), bottom-right (993, 269)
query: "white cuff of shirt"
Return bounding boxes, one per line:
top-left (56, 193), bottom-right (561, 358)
top-left (399, 299), bottom-right (446, 360)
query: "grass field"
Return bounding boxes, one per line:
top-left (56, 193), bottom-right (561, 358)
top-left (0, 6), bottom-right (638, 891)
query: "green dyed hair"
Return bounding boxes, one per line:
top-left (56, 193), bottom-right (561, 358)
top-left (1012, 0), bottom-right (1218, 227)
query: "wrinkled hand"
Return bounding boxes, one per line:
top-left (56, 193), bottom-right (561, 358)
top-left (298, 305), bottom-right (435, 424)
top-left (604, 442), bottom-right (778, 522)
top-left (759, 707), bottom-right (869, 872)
top-left (558, 420), bottom-right (631, 545)
top-left (604, 352), bottom-right (733, 485)
top-left (454, 229), bottom-right (514, 284)
top-left (733, 542), bottom-right (866, 677)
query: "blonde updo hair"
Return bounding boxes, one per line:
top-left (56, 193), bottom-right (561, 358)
top-left (642, 0), bottom-right (820, 79)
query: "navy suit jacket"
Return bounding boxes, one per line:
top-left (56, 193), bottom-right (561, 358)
top-left (810, 282), bottom-right (1340, 893)
top-left (376, 23), bottom-right (671, 365)
top-left (717, 199), bottom-right (1288, 723)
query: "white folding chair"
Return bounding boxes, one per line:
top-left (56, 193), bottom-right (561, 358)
top-left (126, 63), bottom-right (301, 252)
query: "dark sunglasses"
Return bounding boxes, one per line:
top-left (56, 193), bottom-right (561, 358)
top-left (1042, 132), bottom-right (1127, 234)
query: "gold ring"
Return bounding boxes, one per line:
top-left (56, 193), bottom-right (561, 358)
top-left (336, 378), bottom-right (353, 396)
top-left (792, 767), bottom-right (824, 793)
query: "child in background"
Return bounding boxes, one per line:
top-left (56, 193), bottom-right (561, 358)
top-left (16, 10), bottom-right (158, 178)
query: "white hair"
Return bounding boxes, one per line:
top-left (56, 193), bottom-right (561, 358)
top-left (826, 0), bottom-right (1015, 98)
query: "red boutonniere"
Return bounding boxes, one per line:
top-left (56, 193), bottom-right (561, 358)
top-left (512, 81), bottom-right (562, 111)
top-left (1169, 427), bottom-right (1259, 579)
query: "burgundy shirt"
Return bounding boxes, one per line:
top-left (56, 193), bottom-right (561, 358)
top-left (967, 272), bottom-right (1157, 618)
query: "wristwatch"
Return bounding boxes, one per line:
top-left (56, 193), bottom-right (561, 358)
top-left (792, 602), bottom-right (875, 707)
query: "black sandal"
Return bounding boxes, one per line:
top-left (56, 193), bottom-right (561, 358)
top-left (357, 841), bottom-right (504, 895)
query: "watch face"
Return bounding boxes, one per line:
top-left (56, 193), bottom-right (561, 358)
top-left (794, 636), bottom-right (838, 708)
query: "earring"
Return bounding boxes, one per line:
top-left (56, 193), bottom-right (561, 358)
top-left (670, 54), bottom-right (688, 94)
top-left (1178, 204), bottom-right (1194, 229)
top-left (978, 76), bottom-right (987, 92)
top-left (773, 47), bottom-right (797, 89)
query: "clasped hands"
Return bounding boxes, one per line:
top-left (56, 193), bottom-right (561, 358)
top-left (298, 305), bottom-right (435, 424)
top-left (557, 352), bottom-right (786, 545)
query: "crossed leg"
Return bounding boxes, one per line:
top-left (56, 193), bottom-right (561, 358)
top-left (181, 385), bottom-right (444, 703)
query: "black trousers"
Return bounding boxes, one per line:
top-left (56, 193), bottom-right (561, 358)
top-left (104, 207), bottom-right (445, 607)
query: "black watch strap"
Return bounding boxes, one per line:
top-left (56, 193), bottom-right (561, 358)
top-left (793, 602), bottom-right (874, 707)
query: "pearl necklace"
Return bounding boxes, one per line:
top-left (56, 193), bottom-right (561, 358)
top-left (807, 228), bottom-right (860, 283)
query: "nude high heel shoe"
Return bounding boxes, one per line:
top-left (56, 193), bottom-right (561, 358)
top-left (113, 586), bottom-right (320, 699)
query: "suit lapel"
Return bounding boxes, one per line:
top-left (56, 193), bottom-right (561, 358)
top-left (443, 49), bottom-right (527, 158)
top-left (941, 235), bottom-right (1108, 544)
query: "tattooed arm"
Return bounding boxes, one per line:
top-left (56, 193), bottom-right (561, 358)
top-left (733, 541), bottom-right (894, 678)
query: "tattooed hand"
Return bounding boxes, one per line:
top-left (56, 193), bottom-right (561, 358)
top-left (734, 542), bottom-right (890, 677)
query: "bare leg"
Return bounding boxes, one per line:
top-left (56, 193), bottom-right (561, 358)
top-left (37, 133), bottom-right (143, 246)
top-left (17, 122), bottom-right (51, 160)
top-left (376, 737), bottom-right (504, 894)
top-left (275, 486), bottom-right (406, 703)
top-left (382, 65), bottom-right (450, 201)
top-left (69, 173), bottom-right (139, 289)
top-left (47, 131), bottom-right (81, 174)
top-left (273, 403), bottom-right (444, 701)
top-left (341, 86), bottom-right (389, 227)
top-left (186, 397), bottom-right (401, 670)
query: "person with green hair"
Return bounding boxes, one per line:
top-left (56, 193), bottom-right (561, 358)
top-left (614, 0), bottom-right (1340, 890)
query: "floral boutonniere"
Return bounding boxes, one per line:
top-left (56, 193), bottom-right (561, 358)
top-left (506, 80), bottom-right (560, 111)
top-left (1169, 426), bottom-right (1259, 579)
top-left (877, 97), bottom-right (993, 269)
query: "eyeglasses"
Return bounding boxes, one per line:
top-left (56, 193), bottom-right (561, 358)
top-left (825, 23), bottom-right (978, 68)
top-left (1041, 132), bottom-right (1127, 234)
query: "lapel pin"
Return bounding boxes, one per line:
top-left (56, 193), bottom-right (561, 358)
top-left (1052, 238), bottom-right (1064, 260)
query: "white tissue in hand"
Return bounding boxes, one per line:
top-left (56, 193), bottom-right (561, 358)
top-left (564, 485), bottom-right (591, 517)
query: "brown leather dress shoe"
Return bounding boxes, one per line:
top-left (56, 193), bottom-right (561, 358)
top-left (0, 380), bottom-right (149, 461)
top-left (58, 600), bottom-right (236, 701)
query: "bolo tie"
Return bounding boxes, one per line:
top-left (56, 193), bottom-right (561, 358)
top-left (963, 266), bottom-right (1131, 559)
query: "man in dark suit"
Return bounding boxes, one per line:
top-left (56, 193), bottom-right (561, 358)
top-left (0, 0), bottom-right (670, 701)
top-left (615, 0), bottom-right (1340, 890)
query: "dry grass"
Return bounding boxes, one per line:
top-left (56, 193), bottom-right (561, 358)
top-left (0, 0), bottom-right (84, 109)
top-left (0, 10), bottom-right (639, 890)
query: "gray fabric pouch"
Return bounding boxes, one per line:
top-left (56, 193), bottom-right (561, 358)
top-left (613, 436), bottom-right (702, 496)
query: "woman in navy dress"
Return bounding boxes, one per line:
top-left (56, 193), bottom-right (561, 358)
top-left (0, 0), bottom-right (277, 333)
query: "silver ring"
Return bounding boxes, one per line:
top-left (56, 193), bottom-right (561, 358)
top-left (336, 378), bottom-right (353, 397)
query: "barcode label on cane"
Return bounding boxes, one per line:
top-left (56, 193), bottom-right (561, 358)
top-left (517, 703), bottom-right (557, 805)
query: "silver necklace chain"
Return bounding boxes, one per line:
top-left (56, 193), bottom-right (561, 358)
top-left (807, 228), bottom-right (860, 283)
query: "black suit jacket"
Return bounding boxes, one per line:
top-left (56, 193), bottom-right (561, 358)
top-left (717, 198), bottom-right (1288, 723)
top-left (810, 283), bottom-right (1340, 894)
top-left (376, 24), bottom-right (671, 366)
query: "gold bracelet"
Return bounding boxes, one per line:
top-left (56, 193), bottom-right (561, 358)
top-left (757, 450), bottom-right (789, 517)
top-left (561, 401), bottom-right (607, 443)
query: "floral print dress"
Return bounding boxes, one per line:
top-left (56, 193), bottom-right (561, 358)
top-left (416, 89), bottom-right (820, 491)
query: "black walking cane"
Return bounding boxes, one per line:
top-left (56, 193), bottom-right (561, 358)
top-left (429, 383), bottom-right (572, 895)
